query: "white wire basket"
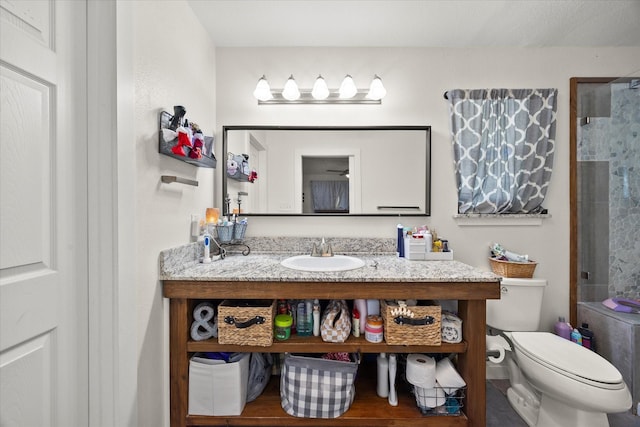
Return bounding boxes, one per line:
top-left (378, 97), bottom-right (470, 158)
top-left (413, 385), bottom-right (465, 416)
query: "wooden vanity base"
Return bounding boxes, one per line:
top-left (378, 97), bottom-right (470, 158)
top-left (164, 280), bottom-right (499, 427)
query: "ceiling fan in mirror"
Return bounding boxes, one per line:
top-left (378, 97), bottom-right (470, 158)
top-left (326, 168), bottom-right (349, 177)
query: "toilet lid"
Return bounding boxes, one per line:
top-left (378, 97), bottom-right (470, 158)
top-left (510, 332), bottom-right (623, 388)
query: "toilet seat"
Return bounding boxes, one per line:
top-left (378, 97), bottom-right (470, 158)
top-left (510, 332), bottom-right (625, 390)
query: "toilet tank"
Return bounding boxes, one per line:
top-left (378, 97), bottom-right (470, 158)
top-left (486, 278), bottom-right (547, 331)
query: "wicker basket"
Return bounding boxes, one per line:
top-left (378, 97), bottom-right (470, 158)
top-left (489, 257), bottom-right (537, 278)
top-left (217, 299), bottom-right (276, 346)
top-left (380, 299), bottom-right (442, 346)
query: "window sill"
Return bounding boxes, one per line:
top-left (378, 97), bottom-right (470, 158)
top-left (453, 213), bottom-right (551, 226)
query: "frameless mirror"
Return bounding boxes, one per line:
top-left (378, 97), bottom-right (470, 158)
top-left (222, 126), bottom-right (431, 216)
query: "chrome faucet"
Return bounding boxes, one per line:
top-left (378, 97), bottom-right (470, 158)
top-left (311, 238), bottom-right (333, 257)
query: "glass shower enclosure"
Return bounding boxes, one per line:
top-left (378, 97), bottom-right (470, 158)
top-left (573, 75), bottom-right (640, 319)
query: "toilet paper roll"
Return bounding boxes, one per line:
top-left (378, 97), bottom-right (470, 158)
top-left (414, 384), bottom-right (446, 409)
top-left (406, 354), bottom-right (436, 388)
top-left (441, 312), bottom-right (463, 343)
top-left (435, 358), bottom-right (466, 395)
top-left (486, 335), bottom-right (507, 364)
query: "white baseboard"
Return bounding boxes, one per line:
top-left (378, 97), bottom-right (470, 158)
top-left (486, 361), bottom-right (509, 380)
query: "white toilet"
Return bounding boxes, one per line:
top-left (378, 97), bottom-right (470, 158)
top-left (486, 277), bottom-right (632, 427)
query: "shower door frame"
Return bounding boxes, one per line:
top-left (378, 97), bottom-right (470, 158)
top-left (569, 76), bottom-right (630, 327)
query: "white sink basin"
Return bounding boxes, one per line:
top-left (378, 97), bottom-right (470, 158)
top-left (281, 255), bottom-right (365, 272)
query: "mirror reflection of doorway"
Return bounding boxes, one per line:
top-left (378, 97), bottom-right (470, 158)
top-left (302, 156), bottom-right (350, 213)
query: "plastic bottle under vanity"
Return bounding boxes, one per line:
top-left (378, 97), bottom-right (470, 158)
top-left (377, 353), bottom-right (389, 398)
top-left (305, 300), bottom-right (313, 333)
top-left (296, 300), bottom-right (312, 337)
top-left (352, 308), bottom-right (360, 338)
top-left (388, 354), bottom-right (398, 406)
top-left (354, 299), bottom-right (367, 334)
top-left (367, 299), bottom-right (380, 316)
top-left (554, 316), bottom-right (572, 340)
top-left (312, 299), bottom-right (321, 337)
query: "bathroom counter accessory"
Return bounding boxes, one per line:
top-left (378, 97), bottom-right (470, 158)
top-left (213, 223), bottom-right (250, 257)
top-left (161, 243), bottom-right (500, 427)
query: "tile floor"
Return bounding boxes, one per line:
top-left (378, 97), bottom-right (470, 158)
top-left (486, 380), bottom-right (639, 427)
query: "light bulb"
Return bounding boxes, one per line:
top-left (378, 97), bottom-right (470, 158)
top-left (311, 75), bottom-right (330, 100)
top-left (282, 75), bottom-right (300, 101)
top-left (366, 74), bottom-right (387, 100)
top-left (253, 75), bottom-right (273, 101)
top-left (339, 74), bottom-right (357, 99)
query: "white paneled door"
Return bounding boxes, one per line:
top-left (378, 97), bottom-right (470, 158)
top-left (0, 1), bottom-right (88, 426)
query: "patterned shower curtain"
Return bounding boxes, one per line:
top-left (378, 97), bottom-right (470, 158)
top-left (446, 88), bottom-right (557, 214)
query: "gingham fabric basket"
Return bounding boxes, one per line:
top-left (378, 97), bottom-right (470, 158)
top-left (280, 353), bottom-right (359, 418)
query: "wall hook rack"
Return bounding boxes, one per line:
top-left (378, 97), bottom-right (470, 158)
top-left (161, 175), bottom-right (198, 186)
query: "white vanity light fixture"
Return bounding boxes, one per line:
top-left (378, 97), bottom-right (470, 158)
top-left (254, 74), bottom-right (385, 104)
top-left (252, 75), bottom-right (273, 101)
top-left (338, 74), bottom-right (358, 99)
top-left (281, 75), bottom-right (301, 101)
top-left (366, 74), bottom-right (387, 101)
top-left (311, 75), bottom-right (330, 100)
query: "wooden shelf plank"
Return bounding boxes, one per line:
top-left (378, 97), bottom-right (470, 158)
top-left (164, 280), bottom-right (500, 301)
top-left (187, 335), bottom-right (467, 354)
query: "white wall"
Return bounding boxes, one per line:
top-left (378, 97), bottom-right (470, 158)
top-left (132, 1), bottom-right (216, 426)
top-left (215, 47), bottom-right (640, 336)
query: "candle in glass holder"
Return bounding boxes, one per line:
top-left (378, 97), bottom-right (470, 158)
top-left (205, 208), bottom-right (220, 224)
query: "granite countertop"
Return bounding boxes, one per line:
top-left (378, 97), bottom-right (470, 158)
top-left (159, 237), bottom-right (500, 283)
